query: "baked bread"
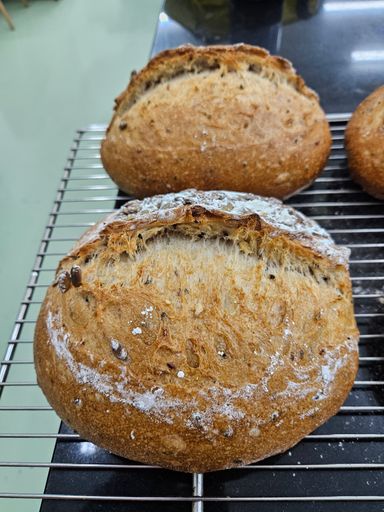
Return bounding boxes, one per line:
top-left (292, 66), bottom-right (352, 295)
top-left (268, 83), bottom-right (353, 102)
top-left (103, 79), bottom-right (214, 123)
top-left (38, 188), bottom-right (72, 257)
top-left (100, 44), bottom-right (331, 199)
top-left (34, 189), bottom-right (359, 473)
top-left (345, 85), bottom-right (384, 199)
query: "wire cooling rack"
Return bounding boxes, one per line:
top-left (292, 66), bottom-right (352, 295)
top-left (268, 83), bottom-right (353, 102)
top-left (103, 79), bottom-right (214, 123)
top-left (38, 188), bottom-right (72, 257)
top-left (1, 114), bottom-right (384, 512)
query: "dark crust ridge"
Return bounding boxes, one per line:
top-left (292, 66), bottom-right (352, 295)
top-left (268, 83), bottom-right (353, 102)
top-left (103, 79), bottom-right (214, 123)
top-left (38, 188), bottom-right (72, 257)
top-left (108, 44), bottom-right (320, 129)
top-left (67, 190), bottom-right (349, 268)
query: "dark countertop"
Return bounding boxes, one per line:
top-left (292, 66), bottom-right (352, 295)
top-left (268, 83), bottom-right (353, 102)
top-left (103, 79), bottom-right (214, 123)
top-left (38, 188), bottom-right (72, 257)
top-left (152, 0), bottom-right (384, 113)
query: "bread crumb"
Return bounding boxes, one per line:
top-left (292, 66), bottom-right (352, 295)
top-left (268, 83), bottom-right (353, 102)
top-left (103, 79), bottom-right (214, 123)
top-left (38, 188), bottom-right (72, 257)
top-left (194, 303), bottom-right (204, 316)
top-left (110, 338), bottom-right (128, 361)
top-left (223, 427), bottom-right (234, 437)
top-left (132, 327), bottom-right (142, 335)
top-left (130, 430), bottom-right (136, 440)
top-left (177, 370), bottom-right (185, 379)
top-left (141, 306), bottom-right (154, 317)
top-left (249, 427), bottom-right (260, 437)
top-left (111, 339), bottom-right (120, 351)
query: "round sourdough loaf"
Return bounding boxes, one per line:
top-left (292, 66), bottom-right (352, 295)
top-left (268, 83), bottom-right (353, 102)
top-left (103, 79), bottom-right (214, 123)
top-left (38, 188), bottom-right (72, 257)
top-left (345, 85), bottom-right (384, 199)
top-left (34, 190), bottom-right (358, 472)
top-left (100, 44), bottom-right (331, 199)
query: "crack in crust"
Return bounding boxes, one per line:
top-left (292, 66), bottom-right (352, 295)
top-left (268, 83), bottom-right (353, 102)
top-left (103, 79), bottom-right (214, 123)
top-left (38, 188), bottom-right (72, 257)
top-left (109, 44), bottom-right (319, 126)
top-left (68, 190), bottom-right (349, 268)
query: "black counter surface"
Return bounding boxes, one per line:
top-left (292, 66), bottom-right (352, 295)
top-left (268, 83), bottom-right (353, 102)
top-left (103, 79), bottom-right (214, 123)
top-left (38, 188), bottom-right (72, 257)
top-left (153, 0), bottom-right (384, 112)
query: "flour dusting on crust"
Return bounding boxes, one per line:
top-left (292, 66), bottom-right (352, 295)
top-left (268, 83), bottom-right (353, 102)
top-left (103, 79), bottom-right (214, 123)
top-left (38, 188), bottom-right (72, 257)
top-left (74, 190), bottom-right (349, 266)
top-left (46, 309), bottom-right (357, 429)
top-left (46, 310), bottom-right (186, 424)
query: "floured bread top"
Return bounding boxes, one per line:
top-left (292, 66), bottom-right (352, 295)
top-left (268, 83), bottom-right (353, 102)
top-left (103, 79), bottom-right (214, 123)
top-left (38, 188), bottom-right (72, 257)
top-left (35, 190), bottom-right (358, 472)
top-left (75, 189), bottom-right (350, 267)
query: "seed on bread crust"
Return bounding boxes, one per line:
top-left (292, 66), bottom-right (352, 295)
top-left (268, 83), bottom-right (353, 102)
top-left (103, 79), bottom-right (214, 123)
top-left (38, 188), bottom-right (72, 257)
top-left (70, 266), bottom-right (82, 287)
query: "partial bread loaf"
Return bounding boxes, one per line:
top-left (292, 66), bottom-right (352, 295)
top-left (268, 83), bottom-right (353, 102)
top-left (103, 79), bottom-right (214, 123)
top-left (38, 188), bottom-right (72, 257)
top-left (345, 85), bottom-right (384, 199)
top-left (101, 44), bottom-right (331, 199)
top-left (34, 190), bottom-right (358, 472)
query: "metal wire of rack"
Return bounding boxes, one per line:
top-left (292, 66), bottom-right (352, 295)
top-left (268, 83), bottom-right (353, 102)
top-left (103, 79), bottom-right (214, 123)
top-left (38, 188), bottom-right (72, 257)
top-left (1, 114), bottom-right (384, 512)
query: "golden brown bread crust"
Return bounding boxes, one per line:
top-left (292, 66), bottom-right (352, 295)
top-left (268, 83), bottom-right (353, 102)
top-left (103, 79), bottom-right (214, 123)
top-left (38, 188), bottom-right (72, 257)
top-left (345, 85), bottom-right (384, 199)
top-left (34, 190), bottom-right (359, 472)
top-left (100, 44), bottom-right (331, 199)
